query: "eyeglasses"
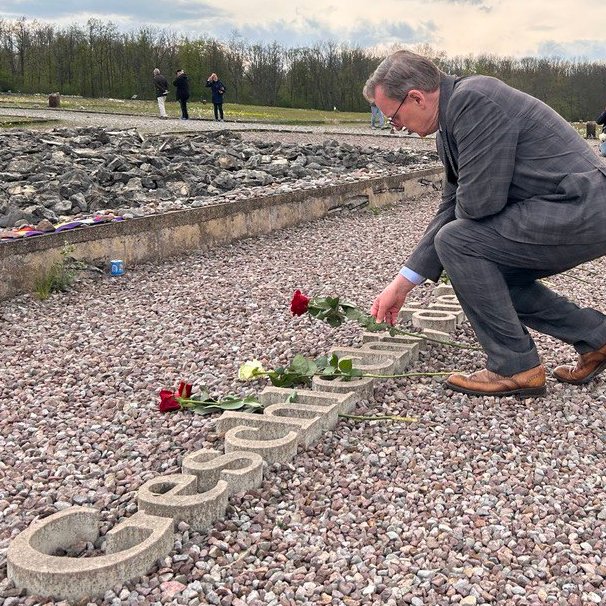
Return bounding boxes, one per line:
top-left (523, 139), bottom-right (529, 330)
top-left (386, 92), bottom-right (409, 129)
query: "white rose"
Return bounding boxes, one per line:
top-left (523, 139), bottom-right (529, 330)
top-left (238, 360), bottom-right (266, 381)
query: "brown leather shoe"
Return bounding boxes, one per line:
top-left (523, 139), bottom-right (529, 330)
top-left (446, 365), bottom-right (546, 397)
top-left (553, 344), bottom-right (606, 384)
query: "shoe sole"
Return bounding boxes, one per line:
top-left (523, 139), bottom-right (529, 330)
top-left (447, 383), bottom-right (547, 398)
top-left (553, 359), bottom-right (606, 385)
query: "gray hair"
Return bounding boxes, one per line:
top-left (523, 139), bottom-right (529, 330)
top-left (363, 50), bottom-right (442, 101)
top-left (153, 68), bottom-right (160, 75)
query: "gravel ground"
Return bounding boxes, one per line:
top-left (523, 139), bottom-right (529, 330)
top-left (1, 112), bottom-right (606, 605)
top-left (0, 107), bottom-right (434, 149)
top-left (0, 108), bottom-right (438, 230)
top-left (1, 172), bottom-right (606, 605)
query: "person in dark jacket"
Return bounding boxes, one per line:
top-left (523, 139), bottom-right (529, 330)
top-left (153, 68), bottom-right (169, 118)
top-left (206, 73), bottom-right (226, 121)
top-left (173, 69), bottom-right (190, 120)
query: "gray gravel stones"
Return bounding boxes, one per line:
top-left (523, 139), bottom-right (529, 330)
top-left (0, 126), bottom-right (438, 229)
top-left (1, 126), bottom-right (606, 605)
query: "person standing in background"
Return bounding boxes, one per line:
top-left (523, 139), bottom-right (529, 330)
top-left (596, 105), bottom-right (606, 156)
top-left (173, 69), bottom-right (190, 120)
top-left (206, 73), bottom-right (226, 121)
top-left (153, 68), bottom-right (169, 118)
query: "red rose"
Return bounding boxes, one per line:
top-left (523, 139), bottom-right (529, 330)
top-left (159, 389), bottom-right (181, 412)
top-left (177, 381), bottom-right (192, 398)
top-left (290, 290), bottom-right (310, 316)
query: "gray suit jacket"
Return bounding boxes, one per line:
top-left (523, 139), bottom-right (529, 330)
top-left (406, 75), bottom-right (606, 282)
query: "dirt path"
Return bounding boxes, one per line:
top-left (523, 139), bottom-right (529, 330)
top-left (0, 106), bottom-right (437, 152)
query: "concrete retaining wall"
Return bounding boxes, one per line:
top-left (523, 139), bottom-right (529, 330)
top-left (0, 167), bottom-right (442, 300)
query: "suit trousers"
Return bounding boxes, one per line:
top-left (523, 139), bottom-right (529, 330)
top-left (434, 218), bottom-right (606, 376)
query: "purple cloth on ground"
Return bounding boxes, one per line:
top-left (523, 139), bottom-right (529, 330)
top-left (55, 221), bottom-right (85, 232)
top-left (23, 230), bottom-right (46, 237)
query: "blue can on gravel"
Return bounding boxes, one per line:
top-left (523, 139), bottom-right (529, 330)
top-left (110, 259), bottom-right (124, 276)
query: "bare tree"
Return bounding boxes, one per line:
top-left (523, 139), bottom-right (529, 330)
top-left (1, 16), bottom-right (605, 120)
top-left (244, 42), bottom-right (284, 106)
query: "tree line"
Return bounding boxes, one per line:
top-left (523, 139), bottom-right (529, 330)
top-left (1, 17), bottom-right (605, 120)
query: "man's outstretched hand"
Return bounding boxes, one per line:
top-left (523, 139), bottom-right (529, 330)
top-left (371, 274), bottom-right (416, 325)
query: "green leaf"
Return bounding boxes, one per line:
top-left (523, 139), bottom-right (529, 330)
top-left (325, 315), bottom-right (343, 328)
top-left (268, 371), bottom-right (310, 388)
top-left (266, 370), bottom-right (277, 382)
top-left (314, 355), bottom-right (329, 369)
top-left (268, 374), bottom-right (289, 387)
top-left (343, 307), bottom-right (364, 321)
top-left (286, 390), bottom-right (298, 404)
top-left (242, 395), bottom-right (261, 403)
top-left (189, 387), bottom-right (211, 402)
top-left (290, 354), bottom-right (317, 377)
top-left (192, 405), bottom-right (224, 416)
top-left (308, 302), bottom-right (329, 312)
top-left (189, 394), bottom-right (262, 413)
top-left (309, 297), bottom-right (334, 310)
top-left (324, 296), bottom-right (340, 308)
top-left (215, 400), bottom-right (255, 410)
top-left (243, 404), bottom-right (264, 414)
top-left (338, 358), bottom-right (353, 373)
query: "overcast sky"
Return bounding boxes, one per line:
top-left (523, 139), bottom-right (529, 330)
top-left (3, 0), bottom-right (606, 60)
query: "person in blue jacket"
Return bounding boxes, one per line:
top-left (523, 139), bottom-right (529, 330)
top-left (206, 73), bottom-right (226, 121)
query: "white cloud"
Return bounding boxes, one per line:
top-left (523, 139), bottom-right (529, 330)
top-left (3, 0), bottom-right (606, 59)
